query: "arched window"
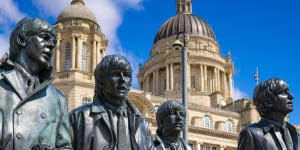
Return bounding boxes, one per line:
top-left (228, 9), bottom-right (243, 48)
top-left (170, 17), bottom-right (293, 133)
top-left (82, 97), bottom-right (91, 105)
top-left (203, 115), bottom-right (212, 129)
top-left (65, 43), bottom-right (71, 71)
top-left (226, 120), bottom-right (234, 133)
top-left (82, 44), bottom-right (87, 72)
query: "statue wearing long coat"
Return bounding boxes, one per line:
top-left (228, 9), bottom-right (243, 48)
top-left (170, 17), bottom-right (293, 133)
top-left (0, 59), bottom-right (72, 150)
top-left (69, 94), bottom-right (154, 150)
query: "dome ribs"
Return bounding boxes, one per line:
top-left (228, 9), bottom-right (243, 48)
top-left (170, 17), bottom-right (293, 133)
top-left (153, 14), bottom-right (216, 44)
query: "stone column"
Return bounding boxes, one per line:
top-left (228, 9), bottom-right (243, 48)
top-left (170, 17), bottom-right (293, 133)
top-left (76, 37), bottom-right (82, 70)
top-left (147, 75), bottom-right (150, 92)
top-left (92, 41), bottom-right (97, 72)
top-left (55, 39), bottom-right (60, 72)
top-left (102, 50), bottom-right (106, 57)
top-left (223, 72), bottom-right (227, 97)
top-left (71, 36), bottom-right (76, 70)
top-left (217, 69), bottom-right (220, 91)
top-left (196, 142), bottom-right (203, 150)
top-left (204, 65), bottom-right (207, 92)
top-left (220, 145), bottom-right (226, 150)
top-left (170, 63), bottom-right (174, 90)
top-left (200, 64), bottom-right (204, 92)
top-left (97, 43), bottom-right (101, 63)
top-left (229, 72), bottom-right (233, 98)
top-left (166, 64), bottom-right (169, 91)
top-left (214, 67), bottom-right (217, 92)
top-left (152, 72), bottom-right (155, 95)
top-left (156, 70), bottom-right (159, 95)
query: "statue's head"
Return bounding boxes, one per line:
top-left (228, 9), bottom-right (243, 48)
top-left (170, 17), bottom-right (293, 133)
top-left (94, 55), bottom-right (132, 106)
top-left (156, 100), bottom-right (186, 134)
top-left (253, 78), bottom-right (294, 117)
top-left (9, 18), bottom-right (57, 67)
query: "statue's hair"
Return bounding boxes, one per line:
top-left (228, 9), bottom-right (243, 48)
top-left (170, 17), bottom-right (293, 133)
top-left (253, 78), bottom-right (287, 116)
top-left (94, 54), bottom-right (132, 91)
top-left (9, 18), bottom-right (57, 60)
top-left (156, 100), bottom-right (186, 132)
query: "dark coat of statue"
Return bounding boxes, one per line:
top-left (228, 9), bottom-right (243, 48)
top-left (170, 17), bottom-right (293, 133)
top-left (154, 100), bottom-right (191, 150)
top-left (238, 78), bottom-right (300, 150)
top-left (0, 18), bottom-right (72, 149)
top-left (69, 55), bottom-right (153, 150)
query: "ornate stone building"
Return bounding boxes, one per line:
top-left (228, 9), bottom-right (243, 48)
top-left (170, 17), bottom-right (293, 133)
top-left (52, 0), bottom-right (108, 109)
top-left (52, 0), bottom-right (262, 150)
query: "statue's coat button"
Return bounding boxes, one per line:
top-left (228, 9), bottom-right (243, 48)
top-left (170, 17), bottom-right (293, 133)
top-left (16, 109), bottom-right (22, 115)
top-left (41, 112), bottom-right (47, 119)
top-left (16, 133), bottom-right (23, 139)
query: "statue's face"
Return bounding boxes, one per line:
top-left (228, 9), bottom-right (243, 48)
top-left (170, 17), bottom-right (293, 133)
top-left (272, 81), bottom-right (294, 113)
top-left (102, 67), bottom-right (131, 106)
top-left (162, 110), bottom-right (185, 133)
top-left (24, 28), bottom-right (56, 67)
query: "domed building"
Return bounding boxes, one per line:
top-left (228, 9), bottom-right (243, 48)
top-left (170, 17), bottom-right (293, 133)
top-left (136, 0), bottom-right (260, 149)
top-left (52, 0), bottom-right (108, 109)
top-left (51, 0), bottom-right (261, 149)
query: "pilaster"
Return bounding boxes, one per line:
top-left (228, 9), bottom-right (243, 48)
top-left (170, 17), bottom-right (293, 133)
top-left (92, 41), bottom-right (97, 72)
top-left (76, 37), bottom-right (82, 70)
top-left (55, 39), bottom-right (60, 72)
top-left (166, 64), bottom-right (169, 91)
top-left (71, 36), bottom-right (76, 70)
top-left (170, 63), bottom-right (174, 90)
top-left (152, 72), bottom-right (155, 95)
top-left (96, 42), bottom-right (100, 63)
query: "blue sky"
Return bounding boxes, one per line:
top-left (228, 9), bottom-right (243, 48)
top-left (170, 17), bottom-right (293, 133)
top-left (0, 0), bottom-right (300, 124)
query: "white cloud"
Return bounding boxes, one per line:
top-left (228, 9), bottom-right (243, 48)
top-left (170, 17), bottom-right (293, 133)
top-left (32, 0), bottom-right (145, 88)
top-left (0, 0), bottom-right (26, 24)
top-left (233, 87), bottom-right (249, 100)
top-left (0, 34), bottom-right (9, 57)
top-left (32, 0), bottom-right (69, 19)
top-left (0, 0), bottom-right (26, 57)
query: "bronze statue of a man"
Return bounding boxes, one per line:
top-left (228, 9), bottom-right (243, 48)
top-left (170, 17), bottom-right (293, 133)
top-left (69, 54), bottom-right (153, 150)
top-left (238, 78), bottom-right (300, 150)
top-left (0, 18), bottom-right (72, 149)
top-left (154, 100), bottom-right (191, 150)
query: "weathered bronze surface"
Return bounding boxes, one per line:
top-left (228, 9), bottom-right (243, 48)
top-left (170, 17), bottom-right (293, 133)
top-left (0, 18), bottom-right (72, 149)
top-left (69, 55), bottom-right (154, 150)
top-left (154, 100), bottom-right (191, 150)
top-left (238, 78), bottom-right (299, 150)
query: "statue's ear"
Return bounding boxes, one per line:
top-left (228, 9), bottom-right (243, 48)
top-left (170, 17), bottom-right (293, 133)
top-left (17, 34), bottom-right (26, 47)
top-left (263, 99), bottom-right (273, 108)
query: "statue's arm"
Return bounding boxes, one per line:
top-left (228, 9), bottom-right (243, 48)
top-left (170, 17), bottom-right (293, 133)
top-left (237, 128), bottom-right (256, 150)
top-left (68, 110), bottom-right (78, 150)
top-left (55, 96), bottom-right (73, 150)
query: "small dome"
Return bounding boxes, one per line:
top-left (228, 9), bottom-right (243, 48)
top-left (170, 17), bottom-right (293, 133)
top-left (56, 0), bottom-right (98, 24)
top-left (154, 14), bottom-right (216, 44)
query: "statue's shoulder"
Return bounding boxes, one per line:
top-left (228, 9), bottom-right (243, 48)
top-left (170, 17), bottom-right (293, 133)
top-left (240, 120), bottom-right (265, 139)
top-left (70, 104), bottom-right (92, 116)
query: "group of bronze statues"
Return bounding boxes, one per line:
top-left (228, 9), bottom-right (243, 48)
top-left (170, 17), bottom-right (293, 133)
top-left (0, 17), bottom-right (298, 150)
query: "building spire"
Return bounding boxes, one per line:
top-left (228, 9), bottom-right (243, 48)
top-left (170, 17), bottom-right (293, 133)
top-left (71, 0), bottom-right (85, 6)
top-left (176, 0), bottom-right (192, 15)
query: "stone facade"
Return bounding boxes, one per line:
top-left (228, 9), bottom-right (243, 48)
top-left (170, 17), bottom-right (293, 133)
top-left (52, 0), bottom-right (263, 150)
top-left (52, 0), bottom-right (107, 109)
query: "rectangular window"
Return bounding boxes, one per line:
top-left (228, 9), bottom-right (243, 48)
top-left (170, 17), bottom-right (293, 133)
top-left (65, 43), bottom-right (71, 71)
top-left (82, 44), bottom-right (87, 72)
top-left (191, 76), bottom-right (196, 88)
